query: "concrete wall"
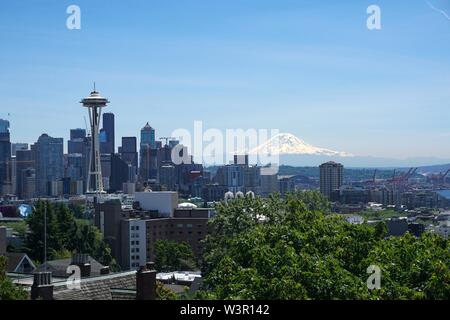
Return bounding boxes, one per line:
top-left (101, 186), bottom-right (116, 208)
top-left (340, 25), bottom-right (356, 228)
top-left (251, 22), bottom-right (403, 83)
top-left (134, 192), bottom-right (178, 217)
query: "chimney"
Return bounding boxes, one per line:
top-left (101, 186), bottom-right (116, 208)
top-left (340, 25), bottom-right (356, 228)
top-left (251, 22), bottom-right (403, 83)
top-left (100, 266), bottom-right (110, 275)
top-left (136, 262), bottom-right (156, 300)
top-left (31, 272), bottom-right (54, 300)
top-left (71, 254), bottom-right (91, 278)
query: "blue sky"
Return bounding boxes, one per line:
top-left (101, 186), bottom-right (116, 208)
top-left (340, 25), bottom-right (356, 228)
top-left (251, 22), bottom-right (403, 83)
top-left (0, 0), bottom-right (450, 158)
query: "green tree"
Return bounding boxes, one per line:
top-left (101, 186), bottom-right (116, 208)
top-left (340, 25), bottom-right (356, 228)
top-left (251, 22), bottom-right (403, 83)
top-left (155, 240), bottom-right (197, 272)
top-left (25, 201), bottom-right (118, 270)
top-left (200, 191), bottom-right (450, 300)
top-left (0, 256), bottom-right (27, 300)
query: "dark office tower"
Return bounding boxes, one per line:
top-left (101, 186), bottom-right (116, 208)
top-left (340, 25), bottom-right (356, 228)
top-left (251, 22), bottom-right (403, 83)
top-left (119, 137), bottom-right (138, 178)
top-left (110, 154), bottom-right (130, 192)
top-left (66, 154), bottom-right (83, 181)
top-left (70, 128), bottom-right (86, 140)
top-left (33, 134), bottom-right (64, 196)
top-left (140, 147), bottom-right (158, 182)
top-left (11, 143), bottom-right (28, 156)
top-left (15, 150), bottom-right (34, 199)
top-left (100, 113), bottom-right (115, 154)
top-left (68, 128), bottom-right (86, 154)
top-left (81, 136), bottom-right (92, 192)
top-left (139, 123), bottom-right (157, 182)
top-left (157, 144), bottom-right (173, 166)
top-left (319, 161), bottom-right (343, 199)
top-left (159, 164), bottom-right (176, 191)
top-left (0, 119), bottom-right (11, 196)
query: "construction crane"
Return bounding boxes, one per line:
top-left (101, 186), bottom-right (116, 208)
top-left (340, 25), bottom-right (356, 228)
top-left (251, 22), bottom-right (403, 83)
top-left (427, 168), bottom-right (450, 184)
top-left (388, 167), bottom-right (417, 185)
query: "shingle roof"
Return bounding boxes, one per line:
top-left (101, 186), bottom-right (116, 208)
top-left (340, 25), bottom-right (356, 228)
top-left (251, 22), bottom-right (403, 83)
top-left (36, 256), bottom-right (105, 278)
top-left (2, 253), bottom-right (29, 273)
top-left (52, 271), bottom-right (137, 300)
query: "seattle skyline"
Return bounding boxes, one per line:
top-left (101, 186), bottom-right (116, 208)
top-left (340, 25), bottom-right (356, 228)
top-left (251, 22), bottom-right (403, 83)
top-left (1, 0), bottom-right (450, 159)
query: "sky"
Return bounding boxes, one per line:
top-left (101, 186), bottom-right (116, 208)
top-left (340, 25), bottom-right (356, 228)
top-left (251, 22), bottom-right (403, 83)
top-left (0, 0), bottom-right (450, 159)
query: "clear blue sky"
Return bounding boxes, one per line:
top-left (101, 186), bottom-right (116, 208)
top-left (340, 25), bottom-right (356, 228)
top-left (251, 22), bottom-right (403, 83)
top-left (1, 0), bottom-right (450, 158)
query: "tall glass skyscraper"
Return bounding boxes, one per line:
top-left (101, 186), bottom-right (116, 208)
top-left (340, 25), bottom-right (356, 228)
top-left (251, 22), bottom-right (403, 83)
top-left (100, 113), bottom-right (115, 154)
top-left (0, 119), bottom-right (11, 195)
top-left (140, 122), bottom-right (155, 149)
top-left (119, 137), bottom-right (138, 178)
top-left (139, 123), bottom-right (156, 181)
top-left (33, 134), bottom-right (64, 196)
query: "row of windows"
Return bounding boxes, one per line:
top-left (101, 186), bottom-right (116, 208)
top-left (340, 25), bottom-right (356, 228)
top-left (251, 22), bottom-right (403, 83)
top-left (148, 230), bottom-right (204, 237)
top-left (131, 226), bottom-right (140, 231)
top-left (147, 224), bottom-right (206, 229)
top-left (130, 241), bottom-right (140, 245)
top-left (131, 255), bottom-right (140, 260)
top-left (131, 248), bottom-right (140, 253)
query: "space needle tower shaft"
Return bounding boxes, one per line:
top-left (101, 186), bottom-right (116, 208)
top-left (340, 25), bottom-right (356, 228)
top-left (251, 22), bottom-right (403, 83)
top-left (80, 87), bottom-right (110, 194)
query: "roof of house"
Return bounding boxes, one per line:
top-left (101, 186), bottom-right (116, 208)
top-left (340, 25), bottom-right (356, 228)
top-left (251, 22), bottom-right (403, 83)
top-left (36, 256), bottom-right (105, 278)
top-left (2, 252), bottom-right (35, 273)
top-left (51, 271), bottom-right (137, 300)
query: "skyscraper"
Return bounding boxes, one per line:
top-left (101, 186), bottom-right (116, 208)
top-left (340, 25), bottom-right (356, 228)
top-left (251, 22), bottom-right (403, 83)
top-left (70, 128), bottom-right (86, 140)
top-left (110, 153), bottom-right (130, 192)
top-left (0, 119), bottom-right (11, 195)
top-left (139, 123), bottom-right (157, 182)
top-left (119, 137), bottom-right (138, 179)
top-left (11, 143), bottom-right (28, 156)
top-left (100, 113), bottom-right (115, 154)
top-left (319, 161), bottom-right (343, 199)
top-left (16, 149), bottom-right (34, 199)
top-left (68, 129), bottom-right (86, 154)
top-left (140, 123), bottom-right (155, 149)
top-left (33, 134), bottom-right (64, 196)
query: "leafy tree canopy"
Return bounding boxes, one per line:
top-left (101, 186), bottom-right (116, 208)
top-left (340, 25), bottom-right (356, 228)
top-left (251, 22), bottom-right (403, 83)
top-left (155, 240), bottom-right (197, 272)
top-left (25, 201), bottom-right (118, 270)
top-left (0, 256), bottom-right (27, 300)
top-left (200, 191), bottom-right (450, 300)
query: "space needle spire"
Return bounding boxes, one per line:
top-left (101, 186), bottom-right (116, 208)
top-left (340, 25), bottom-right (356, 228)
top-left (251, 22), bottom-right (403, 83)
top-left (80, 87), bottom-right (110, 195)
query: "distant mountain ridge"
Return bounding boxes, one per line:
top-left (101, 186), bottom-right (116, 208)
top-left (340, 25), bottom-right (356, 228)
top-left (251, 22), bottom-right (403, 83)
top-left (249, 133), bottom-right (352, 157)
top-left (243, 132), bottom-right (450, 168)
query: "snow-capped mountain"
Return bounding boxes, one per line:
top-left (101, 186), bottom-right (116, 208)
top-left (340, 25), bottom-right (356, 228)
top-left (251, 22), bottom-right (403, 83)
top-left (249, 133), bottom-right (353, 157)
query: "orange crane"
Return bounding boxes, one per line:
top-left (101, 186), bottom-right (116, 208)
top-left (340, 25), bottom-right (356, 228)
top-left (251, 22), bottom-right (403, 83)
top-left (428, 169), bottom-right (450, 184)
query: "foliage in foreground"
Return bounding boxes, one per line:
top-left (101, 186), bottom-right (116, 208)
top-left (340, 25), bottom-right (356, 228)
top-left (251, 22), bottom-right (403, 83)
top-left (25, 201), bottom-right (118, 270)
top-left (155, 240), bottom-right (197, 272)
top-left (199, 191), bottom-right (450, 300)
top-left (0, 256), bottom-right (27, 300)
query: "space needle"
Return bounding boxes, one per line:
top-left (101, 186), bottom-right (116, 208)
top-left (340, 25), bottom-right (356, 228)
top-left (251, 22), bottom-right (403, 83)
top-left (80, 85), bottom-right (110, 195)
